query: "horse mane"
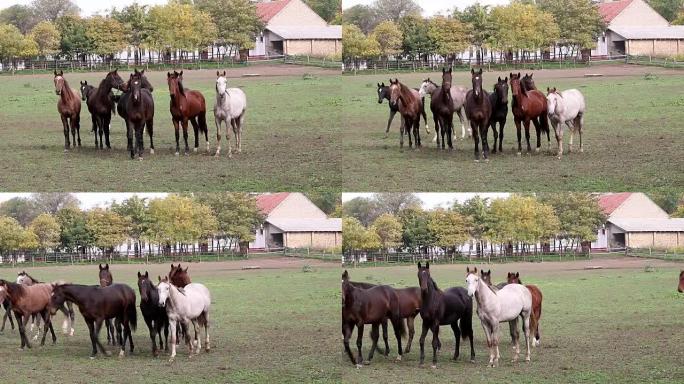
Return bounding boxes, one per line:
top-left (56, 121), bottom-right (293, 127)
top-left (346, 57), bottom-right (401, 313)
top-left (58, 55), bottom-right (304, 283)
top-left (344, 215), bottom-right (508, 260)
top-left (21, 272), bottom-right (41, 284)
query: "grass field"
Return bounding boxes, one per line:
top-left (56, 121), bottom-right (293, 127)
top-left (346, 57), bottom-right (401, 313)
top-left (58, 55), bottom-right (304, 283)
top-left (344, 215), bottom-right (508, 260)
top-left (340, 256), bottom-right (684, 383)
top-left (1, 256), bottom-right (681, 383)
top-left (340, 65), bottom-right (684, 192)
top-left (0, 65), bottom-right (342, 192)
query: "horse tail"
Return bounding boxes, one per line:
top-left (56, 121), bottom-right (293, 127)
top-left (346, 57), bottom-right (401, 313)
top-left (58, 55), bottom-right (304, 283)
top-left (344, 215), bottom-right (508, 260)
top-left (128, 302), bottom-right (137, 332)
top-left (533, 287), bottom-right (542, 343)
top-left (460, 296), bottom-right (474, 341)
top-left (198, 111), bottom-right (208, 134)
top-left (390, 290), bottom-right (406, 339)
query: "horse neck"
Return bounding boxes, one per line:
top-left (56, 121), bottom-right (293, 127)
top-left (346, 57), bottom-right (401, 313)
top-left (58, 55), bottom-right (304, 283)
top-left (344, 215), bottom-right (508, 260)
top-left (60, 82), bottom-right (75, 103)
top-left (474, 278), bottom-right (497, 310)
top-left (397, 84), bottom-right (415, 110)
top-left (170, 84), bottom-right (186, 106)
top-left (421, 277), bottom-right (440, 306)
top-left (60, 285), bottom-right (86, 303)
top-left (96, 79), bottom-right (113, 100)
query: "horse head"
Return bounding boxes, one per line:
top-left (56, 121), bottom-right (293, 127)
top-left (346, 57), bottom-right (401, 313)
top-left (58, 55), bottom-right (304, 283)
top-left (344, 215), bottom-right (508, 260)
top-left (388, 78), bottom-right (401, 108)
top-left (48, 284), bottom-right (66, 316)
top-left (128, 73), bottom-right (144, 104)
top-left (157, 275), bottom-right (170, 307)
top-left (465, 266), bottom-right (480, 297)
top-left (16, 271), bottom-right (30, 285)
top-left (546, 88), bottom-right (562, 116)
top-left (441, 67), bottom-right (452, 94)
top-left (480, 269), bottom-right (492, 286)
top-left (216, 71), bottom-right (228, 99)
top-left (98, 263), bottom-right (112, 287)
top-left (471, 68), bottom-right (483, 99)
top-left (377, 82), bottom-right (388, 104)
top-left (341, 270), bottom-right (350, 304)
top-left (509, 73), bottom-right (522, 97)
top-left (79, 81), bottom-right (89, 101)
top-left (494, 77), bottom-right (508, 105)
top-left (417, 261), bottom-right (431, 292)
top-left (167, 71), bottom-right (184, 98)
top-left (507, 272), bottom-right (521, 284)
top-left (522, 73), bottom-right (536, 92)
top-left (105, 69), bottom-right (125, 91)
top-left (53, 70), bottom-right (65, 96)
top-left (137, 271), bottom-right (152, 302)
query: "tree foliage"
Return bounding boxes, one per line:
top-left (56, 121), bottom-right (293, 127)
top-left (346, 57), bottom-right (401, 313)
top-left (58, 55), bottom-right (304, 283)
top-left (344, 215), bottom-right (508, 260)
top-left (85, 16), bottom-right (127, 58)
top-left (0, 197), bottom-right (41, 226)
top-left (0, 216), bottom-right (37, 254)
top-left (195, 193), bottom-right (262, 244)
top-left (343, 24), bottom-right (379, 59)
top-left (370, 20), bottom-right (403, 57)
top-left (538, 0), bottom-right (604, 50)
top-left (371, 213), bottom-right (403, 250)
top-left (428, 209), bottom-right (470, 250)
top-left (304, 0), bottom-right (341, 23)
top-left (86, 208), bottom-right (130, 252)
top-left (0, 5), bottom-right (39, 34)
top-left (427, 16), bottom-right (470, 59)
top-left (146, 2), bottom-right (217, 53)
top-left (490, 2), bottom-right (560, 53)
top-left (146, 195), bottom-right (217, 246)
top-left (195, 0), bottom-right (262, 51)
top-left (647, 0), bottom-right (684, 22)
top-left (28, 213), bottom-right (61, 252)
top-left (31, 0), bottom-right (79, 22)
top-left (30, 20), bottom-right (61, 57)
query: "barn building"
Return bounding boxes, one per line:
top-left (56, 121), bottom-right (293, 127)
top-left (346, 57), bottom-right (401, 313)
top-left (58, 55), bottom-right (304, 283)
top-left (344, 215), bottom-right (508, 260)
top-left (250, 0), bottom-right (342, 58)
top-left (592, 0), bottom-right (684, 57)
top-left (593, 193), bottom-right (684, 250)
top-left (250, 192), bottom-right (342, 251)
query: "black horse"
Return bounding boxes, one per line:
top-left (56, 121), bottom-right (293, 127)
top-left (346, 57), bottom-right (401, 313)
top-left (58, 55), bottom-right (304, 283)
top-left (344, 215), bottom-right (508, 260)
top-left (377, 82), bottom-right (428, 139)
top-left (489, 77), bottom-right (509, 154)
top-left (122, 69), bottom-right (155, 159)
top-left (137, 271), bottom-right (169, 357)
top-left (80, 80), bottom-right (117, 139)
top-left (85, 69), bottom-right (125, 149)
top-left (50, 283), bottom-right (137, 358)
top-left (465, 68), bottom-right (492, 161)
top-left (430, 68), bottom-right (455, 150)
top-left (417, 262), bottom-right (475, 368)
top-left (1, 295), bottom-right (15, 333)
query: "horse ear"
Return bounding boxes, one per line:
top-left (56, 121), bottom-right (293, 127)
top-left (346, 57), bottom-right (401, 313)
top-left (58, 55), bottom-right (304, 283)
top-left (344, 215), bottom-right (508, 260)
top-left (498, 77), bottom-right (501, 82)
top-left (471, 68), bottom-right (475, 75)
top-left (478, 68), bottom-right (483, 75)
top-left (184, 267), bottom-right (188, 272)
top-left (167, 72), bottom-right (171, 78)
top-left (516, 272), bottom-right (520, 278)
top-left (99, 264), bottom-right (103, 270)
top-left (113, 69), bottom-right (118, 74)
top-left (504, 77), bottom-right (508, 82)
top-left (342, 270), bottom-right (348, 279)
top-left (54, 70), bottom-right (58, 76)
top-left (530, 74), bottom-right (533, 78)
top-left (179, 70), bottom-right (184, 77)
top-left (145, 271), bottom-right (149, 278)
top-left (448, 67), bottom-right (452, 73)
top-left (222, 70), bottom-right (226, 76)
top-left (59, 70), bottom-right (63, 76)
top-left (466, 266), bottom-right (470, 273)
top-left (418, 262), bottom-right (422, 269)
top-left (217, 70), bottom-right (220, 77)
top-left (105, 263), bottom-right (109, 269)
top-left (158, 276), bottom-right (162, 283)
top-left (426, 261), bottom-right (429, 269)
top-left (137, 271), bottom-right (141, 278)
top-left (473, 267), bottom-right (477, 273)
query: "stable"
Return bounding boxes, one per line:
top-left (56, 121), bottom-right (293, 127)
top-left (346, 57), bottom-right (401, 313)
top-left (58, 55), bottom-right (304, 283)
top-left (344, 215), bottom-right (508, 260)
top-left (250, 192), bottom-right (342, 251)
top-left (592, 0), bottom-right (684, 57)
top-left (250, 0), bottom-right (341, 58)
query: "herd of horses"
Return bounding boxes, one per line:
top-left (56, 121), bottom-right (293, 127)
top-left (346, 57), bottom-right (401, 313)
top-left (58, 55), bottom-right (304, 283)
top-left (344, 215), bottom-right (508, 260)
top-left (377, 68), bottom-right (587, 160)
top-left (0, 263), bottom-right (210, 361)
top-left (53, 69), bottom-right (247, 160)
top-left (341, 263), bottom-right (544, 369)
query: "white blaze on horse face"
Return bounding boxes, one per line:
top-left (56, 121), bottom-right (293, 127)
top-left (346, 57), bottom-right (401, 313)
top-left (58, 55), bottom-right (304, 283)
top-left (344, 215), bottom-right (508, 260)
top-left (466, 274), bottom-right (479, 297)
top-left (216, 77), bottom-right (228, 98)
top-left (157, 282), bottom-right (170, 307)
top-left (419, 82), bottom-right (428, 97)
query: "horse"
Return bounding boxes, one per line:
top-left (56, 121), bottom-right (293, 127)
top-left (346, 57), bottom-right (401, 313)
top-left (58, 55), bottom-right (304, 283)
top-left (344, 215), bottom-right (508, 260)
top-left (465, 68), bottom-right (492, 162)
top-left (50, 283), bottom-right (137, 358)
top-left (479, 269), bottom-right (507, 290)
top-left (679, 271), bottom-right (684, 293)
top-left (426, 68), bottom-right (456, 150)
top-left (53, 70), bottom-right (81, 151)
top-left (137, 271), bottom-right (169, 357)
top-left (341, 270), bottom-right (405, 367)
top-left (123, 69), bottom-right (155, 159)
top-left (214, 71), bottom-right (247, 158)
top-left (117, 69), bottom-right (154, 157)
top-left (167, 71), bottom-right (209, 155)
top-left (85, 69), bottom-right (125, 149)
top-left (510, 73), bottom-right (550, 155)
top-left (157, 275), bottom-right (211, 362)
top-left (98, 264), bottom-right (118, 346)
top-left (546, 87), bottom-right (586, 159)
top-left (489, 77), bottom-right (509, 154)
top-left (16, 271), bottom-right (74, 337)
top-left (416, 262), bottom-right (474, 368)
top-left (169, 263), bottom-right (191, 287)
top-left (1, 288), bottom-right (14, 333)
top-left (377, 82), bottom-right (429, 139)
top-left (507, 272), bottom-right (543, 347)
top-left (388, 78), bottom-right (423, 149)
top-left (0, 279), bottom-right (57, 349)
top-left (521, 73), bottom-right (536, 92)
top-left (80, 80), bottom-right (117, 139)
top-left (418, 80), bottom-right (470, 141)
top-left (465, 267), bottom-right (532, 367)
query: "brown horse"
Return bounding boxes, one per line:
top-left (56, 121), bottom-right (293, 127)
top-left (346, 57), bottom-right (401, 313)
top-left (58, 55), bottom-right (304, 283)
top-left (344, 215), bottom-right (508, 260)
top-left (342, 270), bottom-right (405, 367)
top-left (480, 269), bottom-right (506, 290)
top-left (465, 68), bottom-right (492, 161)
top-left (430, 68), bottom-right (455, 150)
top-left (678, 271), bottom-right (683, 293)
top-left (54, 70), bottom-right (82, 150)
top-left (169, 263), bottom-right (191, 287)
top-left (510, 72), bottom-right (550, 154)
top-left (388, 78), bottom-right (423, 149)
top-left (123, 69), bottom-right (155, 159)
top-left (0, 279), bottom-right (57, 349)
top-left (507, 272), bottom-right (542, 347)
top-left (167, 71), bottom-right (209, 155)
top-left (98, 264), bottom-right (118, 346)
top-left (1, 289), bottom-right (14, 333)
top-left (86, 69), bottom-right (125, 149)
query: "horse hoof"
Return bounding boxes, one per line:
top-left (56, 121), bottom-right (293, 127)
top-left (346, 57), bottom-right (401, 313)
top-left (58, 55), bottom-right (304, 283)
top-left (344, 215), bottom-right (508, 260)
top-left (470, 359), bottom-right (476, 364)
top-left (104, 351), bottom-right (112, 357)
top-left (89, 356), bottom-right (96, 360)
top-left (484, 158), bottom-right (489, 163)
top-left (193, 148), bottom-right (198, 153)
top-left (150, 149), bottom-right (155, 155)
top-left (138, 157), bottom-right (143, 161)
top-left (355, 364), bottom-right (363, 369)
top-left (517, 152), bottom-right (521, 156)
top-left (396, 355), bottom-right (402, 361)
top-left (169, 358), bottom-right (175, 363)
top-left (474, 159), bottom-right (479, 163)
top-left (175, 152), bottom-right (179, 156)
top-left (184, 152), bottom-right (189, 157)
top-left (431, 364), bottom-right (437, 369)
top-left (362, 361), bottom-right (371, 366)
top-left (119, 350), bottom-right (125, 358)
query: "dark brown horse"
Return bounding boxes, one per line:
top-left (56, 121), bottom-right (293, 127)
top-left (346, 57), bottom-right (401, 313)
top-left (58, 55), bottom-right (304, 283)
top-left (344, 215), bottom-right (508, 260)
top-left (169, 263), bottom-right (191, 287)
top-left (86, 69), bottom-right (125, 149)
top-left (416, 262), bottom-right (474, 368)
top-left (510, 72), bottom-right (550, 154)
top-left (50, 283), bottom-right (137, 358)
top-left (123, 69), bottom-right (155, 159)
top-left (489, 77), bottom-right (509, 154)
top-left (54, 70), bottom-right (81, 150)
top-left (0, 289), bottom-right (14, 333)
top-left (98, 264), bottom-right (117, 346)
top-left (507, 272), bottom-right (543, 347)
top-left (388, 78), bottom-right (422, 149)
top-left (167, 71), bottom-right (209, 155)
top-left (480, 269), bottom-right (507, 290)
top-left (430, 68), bottom-right (455, 150)
top-left (0, 279), bottom-right (57, 349)
top-left (137, 271), bottom-right (169, 357)
top-left (465, 68), bottom-right (492, 161)
top-left (342, 270), bottom-right (405, 367)
top-left (678, 271), bottom-right (683, 293)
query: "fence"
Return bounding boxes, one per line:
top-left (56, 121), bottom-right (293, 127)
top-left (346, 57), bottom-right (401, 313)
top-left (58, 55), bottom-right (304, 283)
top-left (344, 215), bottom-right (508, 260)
top-left (625, 55), bottom-right (684, 69)
top-left (282, 247), bottom-right (341, 263)
top-left (625, 247), bottom-right (684, 262)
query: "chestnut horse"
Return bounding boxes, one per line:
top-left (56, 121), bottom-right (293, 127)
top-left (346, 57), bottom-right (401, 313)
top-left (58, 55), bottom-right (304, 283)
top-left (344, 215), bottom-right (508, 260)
top-left (0, 279), bottom-right (57, 349)
top-left (341, 270), bottom-right (405, 367)
top-left (388, 78), bottom-right (423, 149)
top-left (16, 271), bottom-right (74, 336)
top-left (678, 271), bottom-right (683, 293)
top-left (167, 71), bottom-right (209, 155)
top-left (465, 68), bottom-right (492, 161)
top-left (377, 82), bottom-right (428, 139)
top-left (510, 73), bottom-right (550, 154)
top-left (53, 70), bottom-right (81, 150)
top-left (507, 272), bottom-right (543, 347)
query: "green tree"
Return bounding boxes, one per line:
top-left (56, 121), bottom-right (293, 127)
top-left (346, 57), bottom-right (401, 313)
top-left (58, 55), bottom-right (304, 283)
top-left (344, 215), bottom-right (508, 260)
top-left (111, 3), bottom-right (150, 65)
top-left (370, 213), bottom-right (403, 252)
top-left (56, 206), bottom-right (92, 252)
top-left (28, 213), bottom-right (61, 252)
top-left (31, 0), bottom-right (80, 22)
top-left (486, 195), bottom-right (560, 253)
top-left (305, 191), bottom-right (340, 215)
top-left (195, 193), bottom-right (263, 249)
top-left (455, 3), bottom-right (493, 64)
top-left (146, 2), bottom-right (217, 59)
top-left (538, 0), bottom-right (605, 55)
top-left (647, 0), bottom-right (684, 21)
top-left (0, 197), bottom-right (40, 226)
top-left (85, 16), bottom-right (127, 60)
top-left (29, 21), bottom-right (61, 58)
top-left (342, 4), bottom-right (378, 34)
top-left (0, 216), bottom-right (37, 255)
top-left (111, 196), bottom-right (150, 256)
top-left (427, 16), bottom-right (470, 60)
top-left (85, 208), bottom-right (130, 254)
top-left (0, 5), bottom-right (39, 34)
top-left (146, 195), bottom-right (218, 251)
top-left (342, 196), bottom-right (379, 226)
top-left (195, 0), bottom-right (263, 56)
top-left (398, 206), bottom-right (433, 252)
top-left (342, 217), bottom-right (379, 253)
top-left (32, 193), bottom-right (79, 214)
top-left (343, 23), bottom-right (380, 60)
top-left (372, 0), bottom-right (422, 22)
top-left (490, 2), bottom-right (559, 60)
top-left (428, 209), bottom-right (469, 254)
top-left (398, 14), bottom-right (434, 58)
top-left (55, 15), bottom-right (92, 59)
top-left (0, 23), bottom-right (38, 69)
top-left (304, 0), bottom-right (341, 23)
top-left (370, 20), bottom-right (403, 59)
top-left (540, 193), bottom-right (607, 246)
top-left (455, 196), bottom-right (490, 256)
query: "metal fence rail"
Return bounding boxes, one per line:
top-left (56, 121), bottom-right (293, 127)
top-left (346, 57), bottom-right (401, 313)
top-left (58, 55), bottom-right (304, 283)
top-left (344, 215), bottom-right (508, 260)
top-left (342, 250), bottom-right (592, 267)
top-left (625, 248), bottom-right (684, 262)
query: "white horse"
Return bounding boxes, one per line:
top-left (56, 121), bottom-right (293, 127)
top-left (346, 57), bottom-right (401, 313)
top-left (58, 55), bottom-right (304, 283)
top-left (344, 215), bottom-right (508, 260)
top-left (546, 87), bottom-right (586, 159)
top-left (466, 267), bottom-right (532, 367)
top-left (157, 276), bottom-right (211, 362)
top-left (419, 79), bottom-right (471, 141)
top-left (213, 71), bottom-right (247, 158)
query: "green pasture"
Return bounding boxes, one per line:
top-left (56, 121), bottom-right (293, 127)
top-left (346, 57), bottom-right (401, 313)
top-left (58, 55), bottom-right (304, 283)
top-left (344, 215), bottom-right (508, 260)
top-left (0, 67), bottom-right (342, 192)
top-left (340, 69), bottom-right (684, 192)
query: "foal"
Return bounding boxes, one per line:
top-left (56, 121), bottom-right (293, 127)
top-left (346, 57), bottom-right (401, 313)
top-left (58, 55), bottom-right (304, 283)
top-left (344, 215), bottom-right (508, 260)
top-left (214, 71), bottom-right (247, 158)
top-left (465, 68), bottom-right (492, 161)
top-left (124, 69), bottom-right (155, 159)
top-left (167, 71), bottom-right (209, 155)
top-left (137, 271), bottom-right (169, 357)
top-left (0, 279), bottom-right (57, 349)
top-left (16, 271), bottom-right (74, 337)
top-left (54, 70), bottom-right (81, 150)
top-left (86, 69), bottom-right (125, 149)
top-left (98, 264), bottom-right (117, 346)
top-left (489, 77), bottom-right (509, 154)
top-left (428, 68), bottom-right (456, 150)
top-left (510, 73), bottom-right (550, 154)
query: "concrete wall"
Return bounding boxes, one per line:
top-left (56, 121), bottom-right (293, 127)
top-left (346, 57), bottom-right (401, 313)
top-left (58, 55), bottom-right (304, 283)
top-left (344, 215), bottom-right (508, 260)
top-left (285, 232), bottom-right (341, 249)
top-left (285, 39), bottom-right (341, 57)
top-left (611, 0), bottom-right (669, 27)
top-left (269, 0), bottom-right (327, 27)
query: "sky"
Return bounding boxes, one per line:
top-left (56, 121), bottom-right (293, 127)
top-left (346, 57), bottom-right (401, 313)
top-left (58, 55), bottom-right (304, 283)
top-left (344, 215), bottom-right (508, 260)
top-left (343, 0), bottom-right (509, 16)
top-left (0, 0), bottom-right (167, 16)
top-left (342, 193), bottom-right (509, 210)
top-left (0, 193), bottom-right (168, 209)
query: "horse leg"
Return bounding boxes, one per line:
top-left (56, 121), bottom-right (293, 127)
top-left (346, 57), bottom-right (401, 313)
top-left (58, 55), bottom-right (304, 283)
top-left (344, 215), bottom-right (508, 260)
top-left (457, 108), bottom-right (466, 140)
top-left (418, 322), bottom-right (429, 366)
top-left (105, 318), bottom-right (112, 345)
top-left (451, 322), bottom-right (460, 361)
top-left (190, 118), bottom-right (200, 153)
top-left (172, 119), bottom-right (181, 155)
top-left (491, 122), bottom-right (498, 154)
top-left (515, 117), bottom-right (523, 155)
top-left (39, 310), bottom-right (50, 346)
top-left (577, 113), bottom-right (584, 153)
top-left (342, 322), bottom-right (356, 365)
top-left (168, 319), bottom-right (177, 362)
top-left (98, 117), bottom-right (105, 149)
top-left (367, 323), bottom-right (379, 364)
top-left (61, 115), bottom-right (70, 150)
top-left (433, 114), bottom-right (440, 147)
top-left (229, 119), bottom-right (239, 159)
top-left (523, 314), bottom-right (531, 362)
top-left (125, 318), bottom-right (133, 355)
top-left (472, 120), bottom-right (480, 162)
top-left (531, 117), bottom-right (542, 153)
top-left (414, 119), bottom-right (421, 148)
top-left (69, 117), bottom-right (76, 148)
top-left (15, 312), bottom-right (30, 349)
top-left (182, 119), bottom-right (191, 155)
top-left (136, 122), bottom-right (145, 160)
top-left (75, 115), bottom-right (81, 147)
top-left (237, 113), bottom-right (245, 154)
top-left (355, 323), bottom-right (365, 367)
top-left (214, 117), bottom-right (223, 157)
top-left (523, 119), bottom-right (532, 153)
top-left (405, 316), bottom-right (415, 354)
top-left (430, 324), bottom-right (439, 368)
top-left (480, 121), bottom-right (490, 161)
top-left (406, 118), bottom-right (414, 149)
top-left (104, 115), bottom-right (112, 149)
top-left (386, 109), bottom-right (396, 139)
top-left (499, 120), bottom-right (505, 153)
top-left (509, 318), bottom-right (520, 362)
top-left (86, 320), bottom-right (98, 358)
top-left (398, 117), bottom-right (405, 149)
top-left (552, 119), bottom-right (563, 159)
top-left (148, 320), bottom-right (159, 357)
top-left (391, 317), bottom-right (403, 361)
top-left (146, 119), bottom-right (155, 155)
top-left (94, 319), bottom-right (109, 356)
top-left (163, 321), bottom-right (169, 351)
top-left (67, 302), bottom-right (75, 336)
top-left (203, 313), bottom-right (210, 352)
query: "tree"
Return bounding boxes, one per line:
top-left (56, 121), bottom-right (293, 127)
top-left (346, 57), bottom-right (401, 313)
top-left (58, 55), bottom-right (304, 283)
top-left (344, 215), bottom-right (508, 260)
top-left (455, 3), bottom-right (493, 64)
top-left (370, 20), bottom-right (403, 59)
top-left (85, 16), bottom-right (127, 60)
top-left (56, 206), bottom-right (92, 252)
top-left (146, 2), bottom-right (217, 59)
top-left (195, 193), bottom-right (263, 249)
top-left (304, 0), bottom-right (341, 23)
top-left (647, 0), bottom-right (684, 21)
top-left (398, 14), bottom-right (434, 59)
top-left (29, 21), bottom-right (61, 58)
top-left (342, 217), bottom-right (379, 253)
top-left (28, 213), bottom-right (60, 252)
top-left (455, 196), bottom-right (490, 256)
top-left (0, 216), bottom-right (37, 255)
top-left (32, 193), bottom-right (79, 214)
top-left (111, 3), bottom-right (150, 65)
top-left (486, 195), bottom-right (560, 253)
top-left (55, 15), bottom-right (92, 59)
top-left (146, 195), bottom-right (217, 250)
top-left (342, 196), bottom-right (379, 226)
top-left (343, 24), bottom-right (380, 61)
top-left (85, 208), bottom-right (130, 254)
top-left (31, 0), bottom-right (80, 22)
top-left (427, 16), bottom-right (470, 60)
top-left (540, 193), bottom-right (607, 245)
top-left (342, 4), bottom-right (378, 33)
top-left (398, 206), bottom-right (433, 252)
top-left (195, 0), bottom-right (263, 56)
top-left (0, 23), bottom-right (38, 69)
top-left (111, 196), bottom-right (150, 256)
top-left (373, 193), bottom-right (421, 216)
top-left (490, 2), bottom-right (560, 60)
top-left (372, 0), bottom-right (422, 22)
top-left (370, 213), bottom-right (403, 252)
top-left (538, 0), bottom-right (605, 54)
top-left (0, 197), bottom-right (40, 226)
top-left (428, 209), bottom-right (469, 254)
top-left (0, 5), bottom-right (39, 34)
top-left (305, 191), bottom-right (340, 215)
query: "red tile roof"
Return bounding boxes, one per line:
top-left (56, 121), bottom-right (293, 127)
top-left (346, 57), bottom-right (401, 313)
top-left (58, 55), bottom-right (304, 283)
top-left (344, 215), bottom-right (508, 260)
top-left (256, 0), bottom-right (292, 23)
top-left (598, 193), bottom-right (632, 215)
top-left (256, 193), bottom-right (290, 215)
top-left (598, 0), bottom-right (633, 23)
